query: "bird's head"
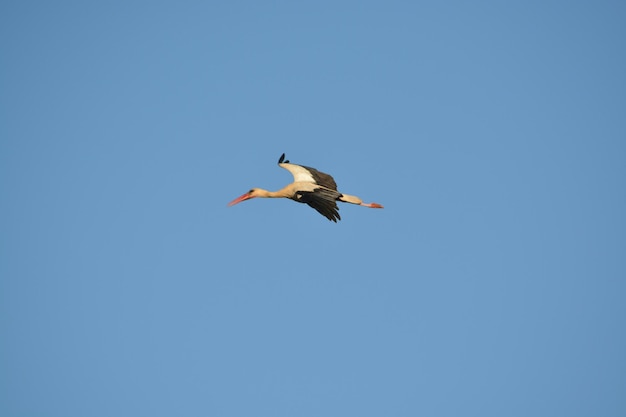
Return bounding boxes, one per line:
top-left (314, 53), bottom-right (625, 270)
top-left (228, 188), bottom-right (266, 206)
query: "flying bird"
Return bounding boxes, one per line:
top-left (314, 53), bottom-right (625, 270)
top-left (228, 153), bottom-right (383, 222)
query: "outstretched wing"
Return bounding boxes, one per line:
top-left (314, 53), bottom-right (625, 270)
top-left (297, 188), bottom-right (342, 222)
top-left (277, 153), bottom-right (338, 191)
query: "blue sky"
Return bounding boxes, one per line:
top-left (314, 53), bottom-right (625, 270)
top-left (1, 1), bottom-right (625, 416)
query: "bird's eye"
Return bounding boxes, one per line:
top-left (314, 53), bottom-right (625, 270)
top-left (249, 189), bottom-right (254, 194)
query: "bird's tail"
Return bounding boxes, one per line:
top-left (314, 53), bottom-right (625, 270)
top-left (339, 194), bottom-right (384, 208)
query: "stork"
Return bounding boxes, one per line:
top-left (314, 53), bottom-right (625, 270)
top-left (228, 153), bottom-right (383, 222)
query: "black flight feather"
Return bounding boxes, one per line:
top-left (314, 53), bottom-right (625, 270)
top-left (298, 188), bottom-right (341, 222)
top-left (278, 153), bottom-right (289, 164)
top-left (302, 166), bottom-right (337, 190)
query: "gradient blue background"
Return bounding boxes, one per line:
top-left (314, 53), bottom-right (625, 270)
top-left (2, 1), bottom-right (625, 416)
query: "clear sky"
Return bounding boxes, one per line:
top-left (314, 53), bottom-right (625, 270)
top-left (1, 1), bottom-right (625, 416)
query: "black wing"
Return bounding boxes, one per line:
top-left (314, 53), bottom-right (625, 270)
top-left (298, 188), bottom-right (341, 222)
top-left (278, 153), bottom-right (338, 191)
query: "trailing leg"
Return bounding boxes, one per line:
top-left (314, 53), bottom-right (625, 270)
top-left (339, 193), bottom-right (384, 208)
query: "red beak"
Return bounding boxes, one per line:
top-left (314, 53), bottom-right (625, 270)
top-left (228, 192), bottom-right (254, 206)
